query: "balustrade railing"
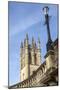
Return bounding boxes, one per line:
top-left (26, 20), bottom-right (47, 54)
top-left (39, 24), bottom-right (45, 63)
top-left (9, 59), bottom-right (58, 88)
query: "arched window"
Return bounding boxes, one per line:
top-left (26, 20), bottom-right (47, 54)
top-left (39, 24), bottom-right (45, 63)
top-left (29, 51), bottom-right (31, 64)
top-left (35, 53), bottom-right (37, 65)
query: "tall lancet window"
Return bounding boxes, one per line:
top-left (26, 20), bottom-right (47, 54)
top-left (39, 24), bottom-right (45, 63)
top-left (35, 53), bottom-right (37, 65)
top-left (29, 51), bottom-right (31, 64)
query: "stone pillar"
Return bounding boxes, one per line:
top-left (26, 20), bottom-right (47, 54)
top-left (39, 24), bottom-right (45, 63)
top-left (37, 37), bottom-right (41, 65)
top-left (20, 34), bottom-right (30, 81)
top-left (20, 42), bottom-right (23, 69)
top-left (25, 34), bottom-right (29, 64)
top-left (25, 34), bottom-right (30, 79)
top-left (45, 50), bottom-right (55, 69)
top-left (31, 37), bottom-right (35, 64)
top-left (31, 49), bottom-right (35, 64)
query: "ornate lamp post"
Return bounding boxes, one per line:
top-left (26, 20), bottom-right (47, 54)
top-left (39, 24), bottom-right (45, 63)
top-left (43, 6), bottom-right (54, 51)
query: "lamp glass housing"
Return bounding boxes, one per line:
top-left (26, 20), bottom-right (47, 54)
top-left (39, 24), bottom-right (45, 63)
top-left (43, 6), bottom-right (49, 15)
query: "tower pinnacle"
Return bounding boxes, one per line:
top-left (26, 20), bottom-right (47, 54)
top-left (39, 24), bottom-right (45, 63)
top-left (37, 37), bottom-right (41, 65)
top-left (25, 33), bottom-right (29, 47)
top-left (26, 33), bottom-right (28, 40)
top-left (20, 42), bottom-right (23, 48)
top-left (38, 37), bottom-right (41, 49)
top-left (32, 37), bottom-right (35, 48)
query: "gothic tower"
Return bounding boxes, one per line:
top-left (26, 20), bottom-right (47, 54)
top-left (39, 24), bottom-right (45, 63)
top-left (20, 34), bottom-right (41, 81)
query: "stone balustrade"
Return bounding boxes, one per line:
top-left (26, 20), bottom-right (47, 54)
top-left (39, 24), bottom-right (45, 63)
top-left (9, 61), bottom-right (48, 88)
top-left (9, 58), bottom-right (58, 89)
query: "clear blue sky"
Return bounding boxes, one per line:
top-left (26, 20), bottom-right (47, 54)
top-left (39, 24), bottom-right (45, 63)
top-left (8, 1), bottom-right (58, 86)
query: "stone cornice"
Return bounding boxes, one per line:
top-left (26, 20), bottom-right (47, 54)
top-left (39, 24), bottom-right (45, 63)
top-left (44, 50), bottom-right (54, 58)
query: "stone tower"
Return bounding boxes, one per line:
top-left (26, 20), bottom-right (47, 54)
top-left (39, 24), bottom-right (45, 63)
top-left (20, 34), bottom-right (41, 81)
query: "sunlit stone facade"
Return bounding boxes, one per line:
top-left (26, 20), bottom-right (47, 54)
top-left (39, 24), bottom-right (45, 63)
top-left (20, 34), bottom-right (41, 81)
top-left (9, 37), bottom-right (58, 89)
